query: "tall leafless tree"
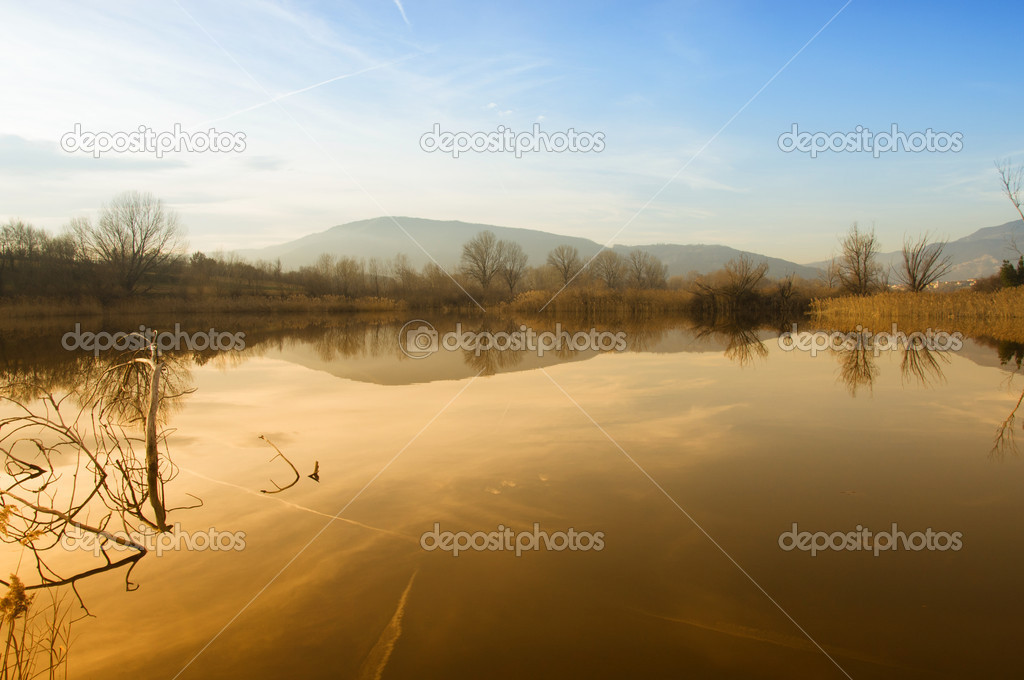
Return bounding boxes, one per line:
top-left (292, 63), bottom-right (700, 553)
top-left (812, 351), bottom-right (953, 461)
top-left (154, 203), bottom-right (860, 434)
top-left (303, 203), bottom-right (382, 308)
top-left (591, 250), bottom-right (626, 290)
top-left (496, 239), bottom-right (528, 295)
top-left (996, 160), bottom-right (1024, 224)
top-left (367, 257), bottom-right (385, 297)
top-left (0, 219), bottom-right (45, 261)
top-left (88, 191), bottom-right (186, 293)
top-left (996, 160), bottom-right (1024, 264)
top-left (460, 230), bottom-right (501, 290)
top-left (626, 249), bottom-right (667, 289)
top-left (818, 256), bottom-right (841, 290)
top-left (896, 233), bottom-right (953, 292)
top-left (547, 244), bottom-right (583, 287)
top-left (722, 254), bottom-right (768, 297)
top-left (837, 222), bottom-right (884, 295)
top-left (334, 256), bottom-right (364, 297)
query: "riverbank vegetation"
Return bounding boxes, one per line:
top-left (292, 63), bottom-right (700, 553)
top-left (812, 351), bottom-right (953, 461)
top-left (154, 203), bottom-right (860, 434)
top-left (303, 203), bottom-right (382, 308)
top-left (4, 165), bottom-right (1023, 326)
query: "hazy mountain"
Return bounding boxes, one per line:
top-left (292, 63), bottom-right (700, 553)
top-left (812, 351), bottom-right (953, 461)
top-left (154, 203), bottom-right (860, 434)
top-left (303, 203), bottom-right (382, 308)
top-left (264, 328), bottom-right (1017, 386)
top-left (806, 219), bottom-right (1024, 281)
top-left (236, 216), bottom-right (823, 279)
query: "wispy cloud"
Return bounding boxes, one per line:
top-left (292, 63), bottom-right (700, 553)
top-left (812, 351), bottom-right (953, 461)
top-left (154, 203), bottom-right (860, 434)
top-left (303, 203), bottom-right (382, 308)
top-left (393, 0), bottom-right (410, 26)
top-left (190, 52), bottom-right (422, 128)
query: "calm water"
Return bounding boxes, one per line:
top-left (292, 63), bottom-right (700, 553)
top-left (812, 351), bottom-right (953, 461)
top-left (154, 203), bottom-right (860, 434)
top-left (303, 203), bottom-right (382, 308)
top-left (1, 318), bottom-right (1022, 678)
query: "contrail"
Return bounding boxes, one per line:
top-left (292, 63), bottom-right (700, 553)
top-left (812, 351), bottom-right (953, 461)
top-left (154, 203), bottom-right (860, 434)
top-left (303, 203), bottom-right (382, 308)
top-left (189, 53), bottom-right (418, 129)
top-left (393, 0), bottom-right (410, 26)
top-left (357, 569), bottom-right (419, 680)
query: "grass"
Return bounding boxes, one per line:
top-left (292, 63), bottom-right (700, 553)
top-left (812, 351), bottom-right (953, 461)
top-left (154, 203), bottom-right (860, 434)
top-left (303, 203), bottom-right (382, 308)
top-left (812, 287), bottom-right (1024, 321)
top-left (810, 287), bottom-right (1024, 342)
top-left (0, 294), bottom-right (403, 321)
top-left (505, 288), bottom-right (695, 318)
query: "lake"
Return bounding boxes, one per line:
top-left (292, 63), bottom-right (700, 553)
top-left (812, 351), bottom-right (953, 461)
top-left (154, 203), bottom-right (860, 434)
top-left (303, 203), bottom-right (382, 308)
top-left (1, 316), bottom-right (1022, 679)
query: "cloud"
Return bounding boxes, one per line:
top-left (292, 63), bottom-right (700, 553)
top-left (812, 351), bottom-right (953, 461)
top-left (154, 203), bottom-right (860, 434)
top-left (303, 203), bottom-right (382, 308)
top-left (190, 53), bottom-right (422, 128)
top-left (242, 156), bottom-right (287, 171)
top-left (0, 135), bottom-right (186, 175)
top-left (393, 0), bottom-right (410, 26)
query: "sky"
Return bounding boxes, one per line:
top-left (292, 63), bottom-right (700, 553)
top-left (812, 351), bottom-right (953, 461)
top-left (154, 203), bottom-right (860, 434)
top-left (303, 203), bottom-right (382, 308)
top-left (1, 0), bottom-right (1021, 264)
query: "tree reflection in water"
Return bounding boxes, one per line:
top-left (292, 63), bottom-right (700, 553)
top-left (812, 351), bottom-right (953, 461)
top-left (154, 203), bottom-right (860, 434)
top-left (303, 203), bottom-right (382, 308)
top-left (0, 336), bottom-right (198, 675)
top-left (693, 319), bottom-right (769, 368)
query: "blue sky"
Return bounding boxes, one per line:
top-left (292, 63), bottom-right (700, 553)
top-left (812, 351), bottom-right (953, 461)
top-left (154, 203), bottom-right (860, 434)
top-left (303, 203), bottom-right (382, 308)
top-left (1, 0), bottom-right (1021, 263)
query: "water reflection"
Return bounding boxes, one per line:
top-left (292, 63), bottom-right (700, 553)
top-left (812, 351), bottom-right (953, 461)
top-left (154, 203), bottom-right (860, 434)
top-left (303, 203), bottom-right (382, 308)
top-left (832, 345), bottom-right (951, 396)
top-left (972, 339), bottom-right (1024, 458)
top-left (8, 315), bottom-right (1018, 386)
top-left (2, 315), bottom-right (1024, 676)
top-left (257, 434), bottom-right (323, 494)
top-left (692, 320), bottom-right (769, 368)
top-left (975, 337), bottom-right (1024, 371)
top-left (899, 346), bottom-right (950, 388)
top-left (0, 337), bottom-right (197, 656)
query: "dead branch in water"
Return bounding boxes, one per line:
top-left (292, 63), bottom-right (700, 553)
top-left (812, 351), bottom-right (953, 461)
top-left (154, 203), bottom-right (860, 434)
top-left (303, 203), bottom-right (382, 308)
top-left (991, 386), bottom-right (1024, 459)
top-left (258, 435), bottom-right (300, 494)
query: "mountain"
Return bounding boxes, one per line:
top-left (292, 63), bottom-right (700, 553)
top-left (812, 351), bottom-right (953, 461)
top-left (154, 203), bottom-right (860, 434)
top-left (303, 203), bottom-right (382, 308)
top-left (806, 219), bottom-right (1024, 281)
top-left (235, 216), bottom-right (823, 279)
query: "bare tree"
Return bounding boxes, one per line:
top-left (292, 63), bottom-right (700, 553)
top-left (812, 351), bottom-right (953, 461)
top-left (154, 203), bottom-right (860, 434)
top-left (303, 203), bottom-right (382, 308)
top-left (996, 160), bottom-right (1024, 266)
top-left (42, 232), bottom-right (78, 263)
top-left (819, 256), bottom-right (841, 290)
top-left (0, 219), bottom-right (39, 292)
top-left (496, 240), bottom-right (528, 295)
top-left (547, 245), bottom-right (583, 287)
top-left (836, 222), bottom-right (883, 295)
top-left (460, 231), bottom-right (501, 290)
top-left (390, 254), bottom-right (417, 296)
top-left (0, 219), bottom-right (45, 261)
top-left (626, 249), bottom-right (668, 289)
top-left (334, 256), bottom-right (364, 297)
top-left (312, 253), bottom-right (335, 294)
top-left (64, 216), bottom-right (93, 259)
top-left (88, 191), bottom-right (186, 293)
top-left (996, 160), bottom-right (1024, 223)
top-left (896, 233), bottom-right (952, 292)
top-left (367, 257), bottom-right (385, 297)
top-left (591, 250), bottom-right (626, 290)
top-left (722, 254), bottom-right (768, 297)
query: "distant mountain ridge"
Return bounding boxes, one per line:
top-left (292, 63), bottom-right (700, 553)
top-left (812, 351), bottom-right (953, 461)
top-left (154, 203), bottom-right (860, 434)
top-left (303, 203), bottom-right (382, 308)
top-left (235, 216), bottom-right (823, 280)
top-left (237, 216), bottom-right (1024, 282)
top-left (806, 219), bottom-right (1024, 281)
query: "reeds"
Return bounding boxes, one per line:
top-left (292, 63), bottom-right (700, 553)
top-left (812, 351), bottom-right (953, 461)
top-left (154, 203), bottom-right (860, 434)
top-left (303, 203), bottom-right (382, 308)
top-left (811, 288), bottom-right (1024, 342)
top-left (505, 288), bottom-right (695, 319)
top-left (812, 288), bottom-right (1024, 321)
top-left (0, 294), bottom-right (404, 322)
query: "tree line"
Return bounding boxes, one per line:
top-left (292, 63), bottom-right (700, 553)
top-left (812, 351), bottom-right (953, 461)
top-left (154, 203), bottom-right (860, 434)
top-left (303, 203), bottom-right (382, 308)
top-left (0, 190), bottom-right (677, 306)
top-left (5, 162), bottom-right (1022, 311)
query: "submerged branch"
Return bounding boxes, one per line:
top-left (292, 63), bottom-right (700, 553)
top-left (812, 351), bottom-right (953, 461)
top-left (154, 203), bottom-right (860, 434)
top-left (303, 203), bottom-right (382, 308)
top-left (258, 435), bottom-right (300, 494)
